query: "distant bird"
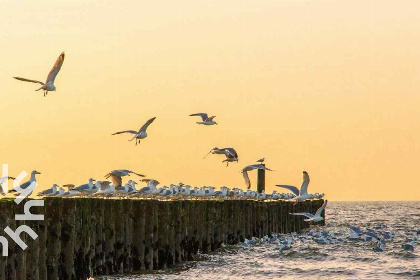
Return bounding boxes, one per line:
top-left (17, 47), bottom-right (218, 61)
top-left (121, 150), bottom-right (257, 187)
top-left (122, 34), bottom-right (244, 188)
top-left (104, 169), bottom-right (145, 187)
top-left (241, 164), bottom-right (273, 189)
top-left (402, 241), bottom-right (415, 252)
top-left (14, 52), bottom-right (65, 97)
top-left (10, 170), bottom-right (41, 195)
top-left (289, 200), bottom-right (328, 223)
top-left (189, 113), bottom-right (217, 125)
top-left (276, 171), bottom-right (312, 204)
top-left (37, 184), bottom-right (59, 196)
top-left (256, 158), bottom-right (265, 163)
top-left (112, 117), bottom-right (156, 145)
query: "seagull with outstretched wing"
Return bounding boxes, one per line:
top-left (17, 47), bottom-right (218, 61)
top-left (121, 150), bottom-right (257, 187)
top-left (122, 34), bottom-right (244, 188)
top-left (104, 169), bottom-right (145, 187)
top-left (189, 113), bottom-right (217, 125)
top-left (241, 164), bottom-right (273, 189)
top-left (14, 52), bottom-right (65, 97)
top-left (289, 200), bottom-right (328, 222)
top-left (276, 171), bottom-right (312, 204)
top-left (112, 117), bottom-right (156, 145)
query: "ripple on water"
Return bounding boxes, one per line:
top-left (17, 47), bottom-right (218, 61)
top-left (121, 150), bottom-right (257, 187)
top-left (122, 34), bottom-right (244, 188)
top-left (98, 202), bottom-right (420, 280)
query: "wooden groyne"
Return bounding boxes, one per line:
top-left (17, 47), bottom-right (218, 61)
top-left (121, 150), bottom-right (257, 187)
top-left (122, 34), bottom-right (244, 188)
top-left (0, 198), bottom-right (324, 280)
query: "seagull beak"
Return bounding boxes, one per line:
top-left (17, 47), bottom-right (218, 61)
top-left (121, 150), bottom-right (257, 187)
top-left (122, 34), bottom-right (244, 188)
top-left (36, 171), bottom-right (41, 175)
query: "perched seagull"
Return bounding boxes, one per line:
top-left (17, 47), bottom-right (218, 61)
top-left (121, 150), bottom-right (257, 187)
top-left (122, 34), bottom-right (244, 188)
top-left (256, 158), bottom-right (265, 163)
top-left (14, 52), bottom-right (65, 97)
top-left (276, 171), bottom-right (312, 204)
top-left (37, 184), bottom-right (59, 196)
top-left (289, 200), bottom-right (328, 223)
top-left (10, 170), bottom-right (41, 195)
top-left (0, 176), bottom-right (16, 195)
top-left (71, 178), bottom-right (96, 194)
top-left (112, 117), bottom-right (156, 145)
top-left (189, 113), bottom-right (217, 125)
top-left (115, 180), bottom-right (133, 195)
top-left (92, 181), bottom-right (114, 196)
top-left (104, 169), bottom-right (145, 187)
top-left (241, 164), bottom-right (273, 189)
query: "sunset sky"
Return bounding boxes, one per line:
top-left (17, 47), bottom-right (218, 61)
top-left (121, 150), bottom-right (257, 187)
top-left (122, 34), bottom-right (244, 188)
top-left (1, 0), bottom-right (419, 200)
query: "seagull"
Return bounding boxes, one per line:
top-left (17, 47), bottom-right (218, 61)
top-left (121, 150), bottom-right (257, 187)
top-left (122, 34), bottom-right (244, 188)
top-left (92, 181), bottom-right (114, 196)
top-left (14, 52), bottom-right (65, 97)
top-left (276, 171), bottom-right (312, 204)
top-left (189, 113), bottom-right (217, 125)
top-left (204, 147), bottom-right (239, 166)
top-left (115, 180), bottom-right (134, 195)
top-left (256, 158), bottom-right (265, 163)
top-left (241, 164), bottom-right (273, 189)
top-left (37, 184), bottom-right (59, 196)
top-left (10, 170), bottom-right (41, 195)
top-left (289, 200), bottom-right (328, 223)
top-left (112, 117), bottom-right (156, 145)
top-left (104, 169), bottom-right (145, 187)
top-left (71, 178), bottom-right (96, 194)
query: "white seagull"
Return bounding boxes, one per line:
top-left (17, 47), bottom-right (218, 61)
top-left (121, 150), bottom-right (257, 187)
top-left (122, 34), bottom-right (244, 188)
top-left (37, 184), bottom-right (59, 196)
top-left (14, 52), bottom-right (65, 97)
top-left (71, 178), bottom-right (96, 194)
top-left (10, 170), bottom-right (41, 196)
top-left (241, 164), bottom-right (273, 189)
top-left (0, 176), bottom-right (16, 195)
top-left (276, 171), bottom-right (312, 204)
top-left (189, 113), bottom-right (217, 125)
top-left (104, 169), bottom-right (145, 187)
top-left (289, 200), bottom-right (328, 223)
top-left (112, 117), bottom-right (156, 145)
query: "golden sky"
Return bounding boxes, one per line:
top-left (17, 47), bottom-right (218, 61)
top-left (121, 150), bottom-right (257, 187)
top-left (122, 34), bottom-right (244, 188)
top-left (1, 0), bottom-right (419, 200)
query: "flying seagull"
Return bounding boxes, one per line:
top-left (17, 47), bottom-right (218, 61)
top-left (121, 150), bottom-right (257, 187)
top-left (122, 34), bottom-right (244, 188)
top-left (289, 200), bottom-right (328, 222)
top-left (112, 117), bottom-right (156, 145)
top-left (241, 164), bottom-right (273, 189)
top-left (104, 169), bottom-right (145, 187)
top-left (204, 147), bottom-right (239, 166)
top-left (189, 113), bottom-right (217, 125)
top-left (276, 171), bottom-right (312, 204)
top-left (14, 52), bottom-right (65, 97)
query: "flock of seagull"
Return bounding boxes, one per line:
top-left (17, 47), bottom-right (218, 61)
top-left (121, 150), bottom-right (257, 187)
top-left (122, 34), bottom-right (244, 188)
top-left (242, 224), bottom-right (419, 253)
top-left (8, 51), bottom-right (327, 215)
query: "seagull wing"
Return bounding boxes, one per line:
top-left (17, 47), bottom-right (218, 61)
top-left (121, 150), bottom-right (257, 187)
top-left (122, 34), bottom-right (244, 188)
top-left (46, 52), bottom-right (65, 84)
top-left (289, 212), bottom-right (315, 219)
top-left (13, 77), bottom-right (44, 85)
top-left (39, 188), bottom-right (54, 195)
top-left (275, 185), bottom-right (300, 196)
top-left (73, 183), bottom-right (89, 191)
top-left (124, 170), bottom-right (146, 177)
top-left (189, 113), bottom-right (208, 121)
top-left (224, 148), bottom-right (238, 159)
top-left (315, 200), bottom-right (328, 217)
top-left (300, 173), bottom-right (310, 196)
top-left (242, 170), bottom-right (251, 189)
top-left (139, 117), bottom-right (156, 133)
top-left (109, 175), bottom-right (122, 187)
top-left (112, 130), bottom-right (138, 135)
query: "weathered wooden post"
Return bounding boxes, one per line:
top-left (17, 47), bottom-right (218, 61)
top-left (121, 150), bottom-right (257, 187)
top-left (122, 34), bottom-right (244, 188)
top-left (257, 164), bottom-right (266, 193)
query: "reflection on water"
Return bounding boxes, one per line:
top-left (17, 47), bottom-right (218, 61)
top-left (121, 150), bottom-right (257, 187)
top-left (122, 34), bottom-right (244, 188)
top-left (99, 201), bottom-right (420, 280)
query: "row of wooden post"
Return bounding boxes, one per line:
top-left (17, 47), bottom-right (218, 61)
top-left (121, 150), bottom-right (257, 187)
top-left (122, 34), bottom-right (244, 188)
top-left (0, 198), bottom-right (325, 280)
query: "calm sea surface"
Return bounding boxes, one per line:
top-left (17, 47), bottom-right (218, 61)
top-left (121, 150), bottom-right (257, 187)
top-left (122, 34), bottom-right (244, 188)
top-left (99, 201), bottom-right (420, 280)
